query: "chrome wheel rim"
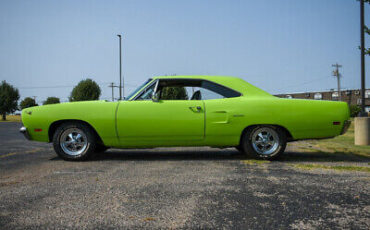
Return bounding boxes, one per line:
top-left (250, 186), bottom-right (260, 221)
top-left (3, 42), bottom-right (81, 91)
top-left (251, 127), bottom-right (279, 155)
top-left (60, 128), bottom-right (88, 156)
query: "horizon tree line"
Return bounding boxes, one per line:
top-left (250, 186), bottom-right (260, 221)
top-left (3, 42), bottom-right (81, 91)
top-left (0, 78), bottom-right (102, 120)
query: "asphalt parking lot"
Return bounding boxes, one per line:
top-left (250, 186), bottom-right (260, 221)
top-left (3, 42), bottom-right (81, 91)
top-left (0, 122), bottom-right (369, 229)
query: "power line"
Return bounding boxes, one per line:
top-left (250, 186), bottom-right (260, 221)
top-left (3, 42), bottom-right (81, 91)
top-left (18, 82), bottom-right (111, 89)
top-left (17, 82), bottom-right (139, 90)
top-left (19, 85), bottom-right (75, 89)
top-left (281, 76), bottom-right (324, 89)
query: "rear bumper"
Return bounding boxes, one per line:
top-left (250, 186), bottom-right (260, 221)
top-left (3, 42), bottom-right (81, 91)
top-left (341, 120), bottom-right (351, 135)
top-left (20, 126), bottom-right (31, 140)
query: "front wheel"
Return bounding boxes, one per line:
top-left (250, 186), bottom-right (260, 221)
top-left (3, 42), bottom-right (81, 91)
top-left (241, 126), bottom-right (286, 160)
top-left (52, 122), bottom-right (97, 161)
top-left (95, 144), bottom-right (109, 153)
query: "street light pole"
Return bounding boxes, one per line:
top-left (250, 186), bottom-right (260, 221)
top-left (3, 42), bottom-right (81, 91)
top-left (117, 34), bottom-right (123, 100)
top-left (360, 0), bottom-right (366, 116)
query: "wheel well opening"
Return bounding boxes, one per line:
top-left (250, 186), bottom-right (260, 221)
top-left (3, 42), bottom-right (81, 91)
top-left (239, 124), bottom-right (293, 146)
top-left (48, 120), bottom-right (103, 144)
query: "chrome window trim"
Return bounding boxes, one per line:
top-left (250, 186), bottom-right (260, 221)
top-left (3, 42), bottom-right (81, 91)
top-left (153, 80), bottom-right (159, 97)
top-left (155, 78), bottom-right (242, 99)
top-left (130, 78), bottom-right (242, 101)
top-left (130, 79), bottom-right (158, 101)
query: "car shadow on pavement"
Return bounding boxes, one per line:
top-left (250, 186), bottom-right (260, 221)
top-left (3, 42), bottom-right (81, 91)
top-left (88, 149), bottom-right (249, 161)
top-left (50, 148), bottom-right (370, 163)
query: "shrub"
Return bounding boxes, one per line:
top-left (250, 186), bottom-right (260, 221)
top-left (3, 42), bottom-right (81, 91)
top-left (349, 105), bottom-right (361, 117)
top-left (43, 97), bottom-right (60, 105)
top-left (20, 97), bottom-right (38, 110)
top-left (70, 79), bottom-right (101, 102)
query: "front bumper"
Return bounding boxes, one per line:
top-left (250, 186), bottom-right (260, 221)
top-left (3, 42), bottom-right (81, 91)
top-left (341, 120), bottom-right (351, 135)
top-left (20, 126), bottom-right (31, 140)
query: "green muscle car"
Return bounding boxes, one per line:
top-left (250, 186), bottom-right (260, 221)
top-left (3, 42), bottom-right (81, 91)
top-left (20, 76), bottom-right (351, 161)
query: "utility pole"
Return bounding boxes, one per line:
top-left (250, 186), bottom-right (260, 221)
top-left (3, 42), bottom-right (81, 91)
top-left (332, 63), bottom-right (342, 101)
top-left (360, 0), bottom-right (366, 116)
top-left (354, 0), bottom-right (369, 146)
top-left (117, 34), bottom-right (123, 100)
top-left (108, 82), bottom-right (118, 101)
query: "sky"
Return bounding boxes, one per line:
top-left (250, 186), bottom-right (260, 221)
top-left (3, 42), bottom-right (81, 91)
top-left (0, 0), bottom-right (369, 104)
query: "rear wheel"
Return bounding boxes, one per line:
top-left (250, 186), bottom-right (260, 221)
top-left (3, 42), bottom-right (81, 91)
top-left (235, 146), bottom-right (243, 153)
top-left (241, 126), bottom-right (286, 160)
top-left (52, 122), bottom-right (97, 161)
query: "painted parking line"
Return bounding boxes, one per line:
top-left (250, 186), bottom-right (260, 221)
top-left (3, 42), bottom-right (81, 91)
top-left (0, 148), bottom-right (43, 159)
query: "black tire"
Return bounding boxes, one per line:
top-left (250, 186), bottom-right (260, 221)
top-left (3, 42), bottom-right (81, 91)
top-left (52, 122), bottom-right (97, 161)
top-left (241, 126), bottom-right (286, 160)
top-left (95, 144), bottom-right (109, 153)
top-left (235, 146), bottom-right (244, 153)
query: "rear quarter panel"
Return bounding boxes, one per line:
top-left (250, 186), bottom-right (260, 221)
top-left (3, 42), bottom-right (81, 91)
top-left (240, 97), bottom-right (350, 139)
top-left (204, 97), bottom-right (350, 146)
top-left (269, 98), bottom-right (349, 139)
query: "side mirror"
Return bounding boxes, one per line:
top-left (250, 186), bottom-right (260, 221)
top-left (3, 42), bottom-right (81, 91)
top-left (152, 92), bottom-right (159, 102)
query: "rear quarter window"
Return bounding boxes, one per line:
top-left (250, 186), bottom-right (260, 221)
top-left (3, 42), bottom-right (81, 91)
top-left (201, 80), bottom-right (241, 98)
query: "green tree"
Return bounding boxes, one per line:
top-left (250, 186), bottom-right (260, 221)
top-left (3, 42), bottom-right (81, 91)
top-left (69, 79), bottom-right (101, 102)
top-left (43, 97), bottom-right (60, 105)
top-left (0, 81), bottom-right (20, 120)
top-left (20, 97), bottom-right (38, 110)
top-left (365, 25), bottom-right (370, 55)
top-left (349, 105), bottom-right (362, 117)
top-left (359, 0), bottom-right (370, 55)
top-left (161, 87), bottom-right (188, 100)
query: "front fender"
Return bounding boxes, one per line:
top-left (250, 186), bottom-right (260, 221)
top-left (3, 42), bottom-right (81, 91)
top-left (21, 101), bottom-right (119, 146)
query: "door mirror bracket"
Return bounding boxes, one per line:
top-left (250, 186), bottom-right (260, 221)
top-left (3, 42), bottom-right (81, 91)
top-left (152, 92), bottom-right (159, 102)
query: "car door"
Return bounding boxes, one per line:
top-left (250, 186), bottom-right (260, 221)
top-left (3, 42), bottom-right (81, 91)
top-left (116, 81), bottom-right (205, 147)
top-left (197, 80), bottom-right (244, 146)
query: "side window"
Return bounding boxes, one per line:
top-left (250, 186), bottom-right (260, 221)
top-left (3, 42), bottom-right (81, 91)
top-left (199, 88), bottom-right (224, 100)
top-left (160, 86), bottom-right (189, 100)
top-left (198, 81), bottom-right (241, 100)
top-left (136, 82), bottom-right (156, 100)
top-left (155, 79), bottom-right (241, 101)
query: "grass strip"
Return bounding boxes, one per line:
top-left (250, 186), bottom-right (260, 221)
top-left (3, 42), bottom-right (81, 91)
top-left (293, 163), bottom-right (370, 173)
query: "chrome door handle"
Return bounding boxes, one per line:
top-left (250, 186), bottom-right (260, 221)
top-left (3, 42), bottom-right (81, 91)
top-left (189, 106), bottom-right (202, 112)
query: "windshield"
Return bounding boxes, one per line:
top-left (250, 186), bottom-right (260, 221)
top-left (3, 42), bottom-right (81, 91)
top-left (125, 79), bottom-right (152, 100)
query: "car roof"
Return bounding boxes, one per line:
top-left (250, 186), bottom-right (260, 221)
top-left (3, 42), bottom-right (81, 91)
top-left (152, 75), bottom-right (272, 97)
